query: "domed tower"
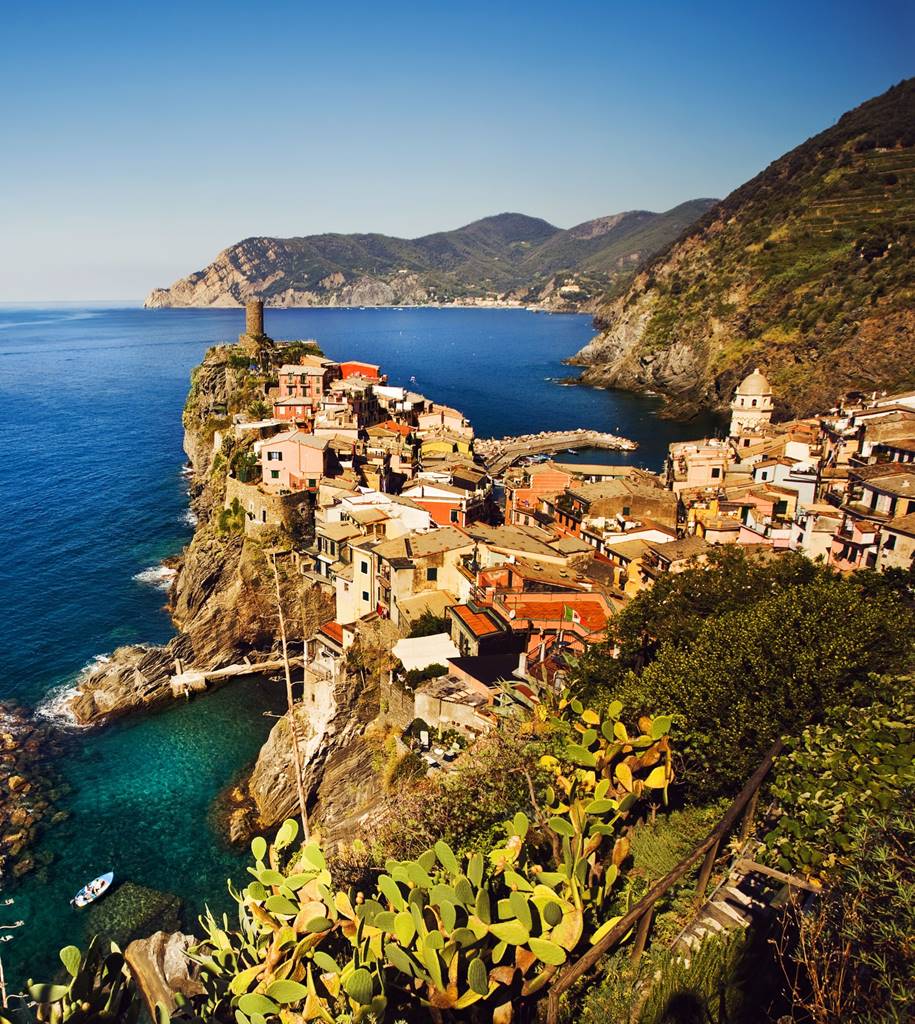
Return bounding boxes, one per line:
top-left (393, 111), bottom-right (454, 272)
top-left (729, 367), bottom-right (773, 437)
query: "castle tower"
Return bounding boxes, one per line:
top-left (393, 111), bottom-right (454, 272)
top-left (238, 298), bottom-right (275, 358)
top-left (729, 367), bottom-right (773, 438)
top-left (245, 299), bottom-right (265, 338)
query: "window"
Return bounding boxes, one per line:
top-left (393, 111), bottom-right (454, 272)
top-left (267, 451), bottom-right (283, 461)
top-left (751, 399), bottom-right (758, 407)
top-left (884, 534), bottom-right (896, 550)
top-left (360, 560), bottom-right (369, 574)
top-left (270, 470), bottom-right (280, 479)
top-left (308, 478), bottom-right (317, 487)
top-left (450, 509), bottom-right (459, 523)
top-left (622, 506), bottom-right (631, 517)
top-left (711, 467), bottom-right (721, 479)
top-left (362, 591), bottom-right (369, 602)
top-left (426, 567), bottom-right (438, 582)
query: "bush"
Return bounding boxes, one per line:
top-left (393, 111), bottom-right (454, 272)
top-left (408, 610), bottom-right (452, 637)
top-left (607, 576), bottom-right (913, 800)
top-left (764, 681), bottom-right (915, 878)
top-left (779, 801), bottom-right (915, 1023)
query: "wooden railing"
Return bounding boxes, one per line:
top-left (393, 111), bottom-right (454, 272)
top-left (544, 739), bottom-right (784, 1024)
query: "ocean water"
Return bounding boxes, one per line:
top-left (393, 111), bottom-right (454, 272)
top-left (0, 304), bottom-right (722, 984)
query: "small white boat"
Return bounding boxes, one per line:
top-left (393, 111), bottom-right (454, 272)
top-left (71, 872), bottom-right (114, 908)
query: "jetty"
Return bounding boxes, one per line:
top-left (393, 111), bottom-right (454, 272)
top-left (477, 429), bottom-right (637, 477)
top-left (169, 655), bottom-right (303, 698)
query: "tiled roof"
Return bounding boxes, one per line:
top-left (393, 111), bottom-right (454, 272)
top-left (451, 604), bottom-right (504, 638)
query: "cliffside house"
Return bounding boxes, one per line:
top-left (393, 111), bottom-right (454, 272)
top-left (876, 512), bottom-right (915, 572)
top-left (257, 430), bottom-right (333, 493)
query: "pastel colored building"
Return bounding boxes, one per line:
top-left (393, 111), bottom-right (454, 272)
top-left (256, 430), bottom-right (332, 492)
top-left (339, 360), bottom-right (383, 381)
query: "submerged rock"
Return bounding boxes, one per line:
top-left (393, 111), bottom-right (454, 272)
top-left (86, 881), bottom-right (183, 949)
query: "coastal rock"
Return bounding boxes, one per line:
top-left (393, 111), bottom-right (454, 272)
top-left (0, 703), bottom-right (67, 883)
top-left (571, 80), bottom-right (915, 416)
top-left (241, 620), bottom-right (398, 848)
top-left (125, 931), bottom-right (204, 1016)
top-left (65, 639), bottom-right (193, 727)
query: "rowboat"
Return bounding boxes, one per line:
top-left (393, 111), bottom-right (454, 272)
top-left (71, 872), bottom-right (114, 908)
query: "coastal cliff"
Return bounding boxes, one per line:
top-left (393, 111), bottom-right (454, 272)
top-left (65, 341), bottom-right (330, 726)
top-left (144, 205), bottom-right (715, 313)
top-left (572, 79), bottom-right (915, 417)
top-left (63, 331), bottom-right (393, 848)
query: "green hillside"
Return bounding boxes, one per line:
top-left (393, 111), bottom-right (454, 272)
top-left (145, 205), bottom-right (715, 308)
top-left (575, 79), bottom-right (915, 416)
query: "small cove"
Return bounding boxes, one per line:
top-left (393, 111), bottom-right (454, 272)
top-left (0, 305), bottom-right (723, 984)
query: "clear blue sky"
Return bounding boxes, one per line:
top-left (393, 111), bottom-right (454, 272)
top-left (1, 0), bottom-right (911, 301)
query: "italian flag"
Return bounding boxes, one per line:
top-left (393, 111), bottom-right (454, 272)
top-left (562, 605), bottom-right (581, 625)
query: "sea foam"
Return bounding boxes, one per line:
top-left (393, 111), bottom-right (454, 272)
top-left (133, 565), bottom-right (178, 590)
top-left (35, 653), bottom-right (111, 726)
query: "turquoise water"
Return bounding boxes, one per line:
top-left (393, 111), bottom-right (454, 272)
top-left (0, 305), bottom-right (722, 985)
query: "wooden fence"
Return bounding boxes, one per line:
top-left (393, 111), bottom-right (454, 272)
top-left (544, 739), bottom-right (785, 1024)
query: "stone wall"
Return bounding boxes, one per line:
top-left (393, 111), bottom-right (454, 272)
top-left (225, 476), bottom-right (313, 537)
top-left (379, 674), bottom-right (416, 732)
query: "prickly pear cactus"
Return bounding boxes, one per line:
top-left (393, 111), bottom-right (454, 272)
top-left (181, 696), bottom-right (674, 1023)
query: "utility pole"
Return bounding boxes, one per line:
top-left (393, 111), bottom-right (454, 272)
top-left (270, 552), bottom-right (310, 840)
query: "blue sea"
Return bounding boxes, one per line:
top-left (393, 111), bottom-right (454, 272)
top-left (0, 304), bottom-right (721, 984)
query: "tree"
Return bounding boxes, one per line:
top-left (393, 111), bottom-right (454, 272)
top-left (608, 576), bottom-right (913, 800)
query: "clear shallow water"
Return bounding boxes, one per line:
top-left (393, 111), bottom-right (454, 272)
top-left (0, 304), bottom-right (721, 984)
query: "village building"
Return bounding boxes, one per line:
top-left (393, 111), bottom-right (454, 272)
top-left (729, 368), bottom-right (774, 438)
top-left (876, 512), bottom-right (915, 572)
top-left (256, 430), bottom-right (334, 493)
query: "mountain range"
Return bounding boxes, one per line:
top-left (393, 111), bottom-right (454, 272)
top-left (573, 78), bottom-right (915, 417)
top-left (144, 201), bottom-right (716, 311)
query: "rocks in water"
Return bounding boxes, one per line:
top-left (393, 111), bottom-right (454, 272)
top-left (0, 702), bottom-right (68, 883)
top-left (85, 882), bottom-right (183, 949)
top-left (65, 637), bottom-right (194, 726)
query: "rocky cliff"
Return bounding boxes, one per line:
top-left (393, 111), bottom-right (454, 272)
top-left (573, 79), bottom-right (915, 416)
top-left (65, 340), bottom-right (329, 726)
top-left (145, 205), bottom-right (715, 312)
top-left (230, 619), bottom-right (399, 848)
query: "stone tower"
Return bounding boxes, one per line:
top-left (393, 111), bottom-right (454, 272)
top-left (245, 299), bottom-right (265, 338)
top-left (238, 298), bottom-right (275, 358)
top-left (729, 367), bottom-right (774, 438)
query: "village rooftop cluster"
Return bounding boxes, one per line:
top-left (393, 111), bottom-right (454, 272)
top-left (216, 303), bottom-right (915, 761)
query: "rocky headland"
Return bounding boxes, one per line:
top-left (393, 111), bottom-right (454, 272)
top-left (144, 205), bottom-right (715, 314)
top-left (570, 80), bottom-right (915, 417)
top-left (61, 332), bottom-right (399, 850)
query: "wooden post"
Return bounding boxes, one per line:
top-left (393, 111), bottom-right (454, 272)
top-left (630, 907), bottom-right (653, 963)
top-left (696, 838), bottom-right (720, 897)
top-left (739, 787), bottom-right (760, 841)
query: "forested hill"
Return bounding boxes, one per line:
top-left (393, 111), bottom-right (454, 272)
top-left (144, 202), bottom-right (715, 311)
top-left (573, 78), bottom-right (915, 417)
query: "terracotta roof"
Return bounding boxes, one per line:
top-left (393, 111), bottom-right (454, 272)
top-left (320, 621), bottom-right (344, 645)
top-left (451, 604), bottom-right (504, 638)
top-left (506, 596), bottom-right (610, 632)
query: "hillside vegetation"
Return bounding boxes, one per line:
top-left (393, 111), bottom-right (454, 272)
top-left (145, 203), bottom-right (714, 311)
top-left (573, 78), bottom-right (915, 416)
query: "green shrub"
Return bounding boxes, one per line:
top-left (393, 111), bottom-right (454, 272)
top-left (764, 682), bottom-right (915, 878)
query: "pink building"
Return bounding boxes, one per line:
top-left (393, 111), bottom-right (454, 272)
top-left (829, 515), bottom-right (879, 571)
top-left (257, 430), bottom-right (332, 493)
top-left (277, 356), bottom-right (340, 400)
